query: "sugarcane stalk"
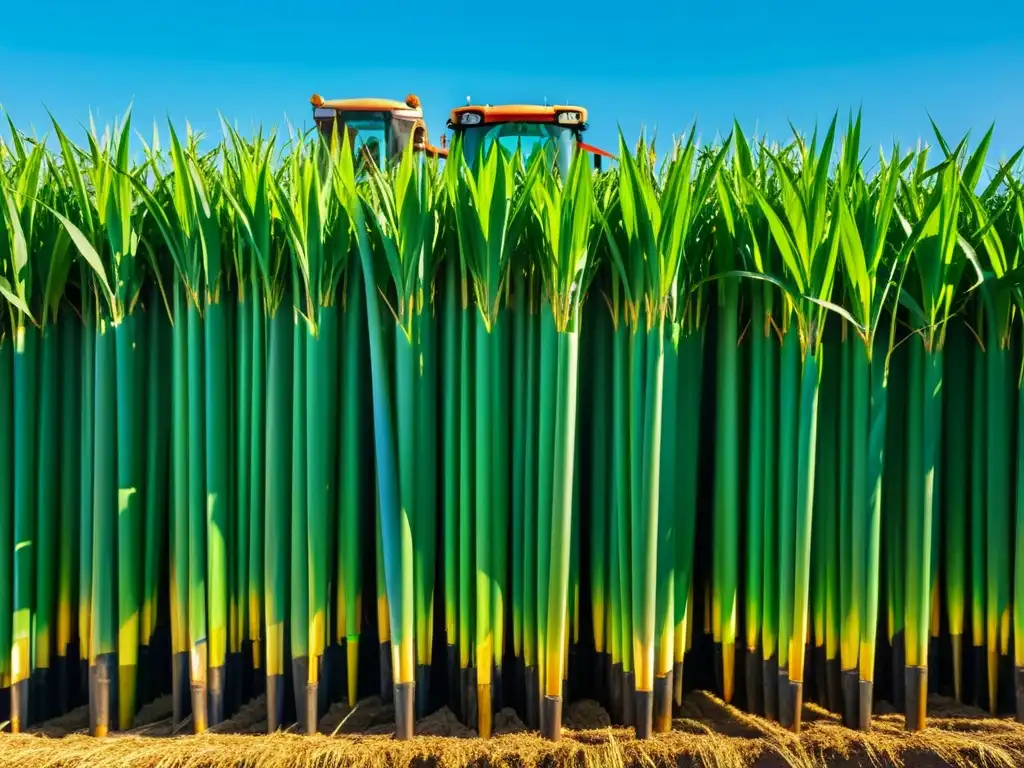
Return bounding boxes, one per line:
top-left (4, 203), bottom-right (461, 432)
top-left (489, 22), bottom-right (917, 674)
top-left (415, 296), bottom-right (439, 716)
top-left (589, 302), bottom-right (611, 695)
top-left (458, 283), bottom-right (475, 723)
top-left (35, 320), bottom-right (60, 721)
top-left (904, 335), bottom-right (927, 703)
top-left (858, 332), bottom-right (889, 729)
top-left (113, 312), bottom-right (141, 730)
top-left (969, 324), bottom-right (987, 711)
top-left (522, 293), bottom-right (539, 727)
top-left (234, 286), bottom-right (252, 697)
top-left (918, 346), bottom-right (942, 726)
top-left (511, 273), bottom-right (528, 697)
top-left (474, 313), bottom-right (493, 736)
top-left (785, 344), bottom-right (822, 734)
top-left (264, 296), bottom-right (293, 732)
top-left (905, 334), bottom-right (942, 730)
top-left (885, 337), bottom-right (908, 711)
top-left (987, 327), bottom-right (1011, 716)
top-left (761, 298), bottom-right (779, 720)
top-left (11, 317), bottom-right (39, 732)
top-left (186, 299), bottom-right (208, 733)
top-left (170, 284), bottom-right (190, 725)
top-left (78, 303), bottom-right (96, 717)
top-left (613, 316), bottom-right (635, 722)
top-left (536, 305), bottom-right (557, 730)
top-left (90, 316), bottom-right (116, 736)
top-left (630, 314), bottom-right (664, 739)
top-left (0, 325), bottom-right (14, 714)
top-left (543, 319), bottom-right (583, 740)
top-left (847, 336), bottom-right (869, 724)
top-left (675, 327), bottom-right (705, 709)
top-left (337, 266), bottom-right (366, 708)
top-left (141, 294), bottom-right (169, 705)
top-left (290, 314), bottom-right (310, 728)
top-left (839, 331), bottom-right (855, 685)
top-left (307, 303), bottom-right (339, 731)
top-left (353, 199), bottom-right (414, 739)
top-left (776, 320), bottom-right (800, 719)
top-left (1014, 336), bottom-right (1024, 722)
top-left (816, 333), bottom-right (840, 715)
top-left (223, 296), bottom-right (238, 716)
top-left (746, 291), bottom-right (766, 715)
top-left (654, 321), bottom-right (679, 730)
top-left (204, 292), bottom-right (231, 726)
top-left (442, 256), bottom-right (461, 710)
top-left (248, 278), bottom-right (267, 685)
top-left (943, 323), bottom-right (969, 703)
top-left (339, 266), bottom-right (366, 707)
top-left (393, 312), bottom-right (417, 723)
top-left (492, 311), bottom-right (511, 710)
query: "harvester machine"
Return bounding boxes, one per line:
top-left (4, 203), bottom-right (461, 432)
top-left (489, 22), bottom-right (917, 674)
top-left (310, 93), bottom-right (448, 167)
top-left (447, 103), bottom-right (614, 176)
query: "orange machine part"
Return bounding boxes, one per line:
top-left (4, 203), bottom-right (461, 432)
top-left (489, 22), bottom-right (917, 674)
top-left (312, 95), bottom-right (415, 113)
top-left (449, 104), bottom-right (589, 126)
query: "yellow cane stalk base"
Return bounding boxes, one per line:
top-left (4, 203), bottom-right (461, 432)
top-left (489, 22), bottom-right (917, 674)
top-left (477, 684), bottom-right (492, 738)
top-left (346, 638), bottom-right (360, 707)
top-left (653, 673), bottom-right (673, 733)
top-left (89, 653), bottom-right (116, 738)
top-left (904, 666), bottom-right (927, 732)
top-left (950, 635), bottom-right (962, 702)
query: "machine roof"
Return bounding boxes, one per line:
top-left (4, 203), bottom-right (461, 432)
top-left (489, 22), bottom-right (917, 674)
top-left (449, 104), bottom-right (588, 125)
top-left (310, 95), bottom-right (423, 116)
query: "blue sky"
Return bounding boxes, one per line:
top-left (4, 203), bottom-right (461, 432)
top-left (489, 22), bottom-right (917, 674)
top-left (2, 1), bottom-right (1023, 168)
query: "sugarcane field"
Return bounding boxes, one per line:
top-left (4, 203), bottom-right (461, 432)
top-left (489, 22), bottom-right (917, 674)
top-left (3, 103), bottom-right (1024, 768)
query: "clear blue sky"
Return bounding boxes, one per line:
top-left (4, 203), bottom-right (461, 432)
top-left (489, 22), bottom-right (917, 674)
top-left (3, 0), bottom-right (1023, 167)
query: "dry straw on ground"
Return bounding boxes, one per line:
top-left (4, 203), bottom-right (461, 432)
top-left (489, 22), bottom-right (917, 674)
top-left (4, 692), bottom-right (1024, 768)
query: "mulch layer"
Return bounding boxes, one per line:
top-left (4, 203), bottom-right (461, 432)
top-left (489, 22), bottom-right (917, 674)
top-left (4, 691), bottom-right (1024, 767)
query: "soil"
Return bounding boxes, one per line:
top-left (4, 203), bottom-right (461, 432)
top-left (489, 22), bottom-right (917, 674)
top-left (4, 690), bottom-right (1023, 767)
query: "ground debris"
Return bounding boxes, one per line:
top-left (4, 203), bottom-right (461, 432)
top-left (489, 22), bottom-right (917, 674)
top-left (4, 692), bottom-right (1024, 767)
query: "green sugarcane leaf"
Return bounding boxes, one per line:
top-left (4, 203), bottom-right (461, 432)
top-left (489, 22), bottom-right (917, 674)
top-left (5, 114), bottom-right (28, 160)
top-left (732, 120), bottom-right (755, 178)
top-left (41, 226), bottom-right (74, 320)
top-left (698, 268), bottom-right (798, 305)
top-left (812, 198), bottom-right (843, 307)
top-left (53, 209), bottom-right (115, 305)
top-left (836, 192), bottom-right (871, 325)
top-left (103, 181), bottom-right (126, 281)
top-left (771, 147), bottom-right (812, 262)
top-left (956, 233), bottom-right (985, 292)
top-left (805, 295), bottom-right (865, 333)
top-left (979, 148), bottom-right (1024, 202)
top-left (595, 206), bottom-right (632, 305)
top-left (870, 153), bottom-right (903, 271)
top-left (126, 169), bottom-right (188, 269)
top-left (928, 116), bottom-right (955, 158)
top-left (962, 125), bottom-right (995, 192)
top-left (2, 194), bottom-right (29, 301)
top-left (113, 117), bottom-right (134, 251)
top-left (897, 287), bottom-right (928, 327)
top-left (809, 114), bottom-right (838, 251)
top-left (0, 276), bottom-right (32, 320)
top-left (50, 117), bottom-right (96, 237)
top-left (745, 180), bottom-right (807, 292)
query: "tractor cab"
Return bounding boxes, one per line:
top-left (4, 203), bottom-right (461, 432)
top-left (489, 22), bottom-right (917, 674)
top-left (447, 103), bottom-right (614, 177)
top-left (310, 94), bottom-right (448, 168)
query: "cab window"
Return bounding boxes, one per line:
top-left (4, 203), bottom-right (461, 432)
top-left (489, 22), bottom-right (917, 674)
top-left (461, 122), bottom-right (575, 176)
top-left (315, 110), bottom-right (390, 169)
